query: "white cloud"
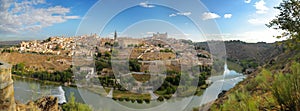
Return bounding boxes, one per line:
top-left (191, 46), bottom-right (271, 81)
top-left (139, 1), bottom-right (155, 8)
top-left (169, 33), bottom-right (192, 40)
top-left (177, 12), bottom-right (191, 16)
top-left (224, 14), bottom-right (232, 19)
top-left (146, 32), bottom-right (155, 34)
top-left (248, 18), bottom-right (269, 25)
top-left (201, 12), bottom-right (221, 20)
top-left (169, 13), bottom-right (177, 17)
top-left (245, 0), bottom-right (251, 3)
top-left (0, 0), bottom-right (80, 34)
top-left (205, 29), bottom-right (285, 43)
top-left (64, 16), bottom-right (81, 19)
top-left (234, 29), bottom-right (285, 43)
top-left (169, 12), bottom-right (191, 17)
top-left (254, 0), bottom-right (269, 14)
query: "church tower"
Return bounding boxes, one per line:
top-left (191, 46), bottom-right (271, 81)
top-left (114, 30), bottom-right (117, 40)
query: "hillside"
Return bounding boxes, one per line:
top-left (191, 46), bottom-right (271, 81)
top-left (0, 52), bottom-right (71, 71)
top-left (194, 41), bottom-right (285, 71)
top-left (208, 49), bottom-right (300, 110)
top-left (0, 40), bottom-right (23, 48)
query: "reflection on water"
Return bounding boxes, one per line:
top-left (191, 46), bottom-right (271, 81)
top-left (200, 64), bottom-right (246, 106)
top-left (14, 64), bottom-right (245, 111)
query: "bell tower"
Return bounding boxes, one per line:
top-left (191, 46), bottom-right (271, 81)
top-left (114, 30), bottom-right (117, 40)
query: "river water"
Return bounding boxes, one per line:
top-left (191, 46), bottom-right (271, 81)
top-left (13, 65), bottom-right (245, 111)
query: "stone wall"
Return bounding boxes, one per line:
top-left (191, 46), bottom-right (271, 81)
top-left (0, 61), bottom-right (16, 111)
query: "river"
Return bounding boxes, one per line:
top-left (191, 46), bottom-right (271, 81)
top-left (13, 65), bottom-right (245, 111)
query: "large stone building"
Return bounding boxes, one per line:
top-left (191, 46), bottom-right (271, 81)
top-left (152, 32), bottom-right (168, 39)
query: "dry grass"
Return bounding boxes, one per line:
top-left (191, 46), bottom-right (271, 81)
top-left (0, 52), bottom-right (71, 71)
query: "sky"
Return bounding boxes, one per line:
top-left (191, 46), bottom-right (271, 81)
top-left (0, 0), bottom-right (285, 43)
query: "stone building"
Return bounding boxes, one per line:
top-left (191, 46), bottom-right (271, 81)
top-left (152, 32), bottom-right (168, 39)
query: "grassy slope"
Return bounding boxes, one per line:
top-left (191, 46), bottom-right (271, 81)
top-left (226, 60), bottom-right (243, 73)
top-left (0, 52), bottom-right (71, 71)
top-left (195, 41), bottom-right (284, 71)
top-left (209, 50), bottom-right (300, 111)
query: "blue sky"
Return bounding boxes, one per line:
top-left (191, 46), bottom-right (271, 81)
top-left (0, 0), bottom-right (284, 42)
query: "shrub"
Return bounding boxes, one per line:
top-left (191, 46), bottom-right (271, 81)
top-left (144, 99), bottom-right (150, 104)
top-left (124, 97), bottom-right (130, 102)
top-left (163, 95), bottom-right (171, 99)
top-left (130, 99), bottom-right (136, 103)
top-left (269, 62), bottom-right (300, 110)
top-left (118, 98), bottom-right (124, 101)
top-left (136, 99), bottom-right (143, 104)
top-left (157, 96), bottom-right (164, 102)
top-left (62, 93), bottom-right (92, 111)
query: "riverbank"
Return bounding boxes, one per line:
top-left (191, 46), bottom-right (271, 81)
top-left (12, 74), bottom-right (78, 88)
top-left (12, 73), bottom-right (209, 104)
top-left (13, 65), bottom-right (246, 111)
top-left (12, 74), bottom-right (62, 85)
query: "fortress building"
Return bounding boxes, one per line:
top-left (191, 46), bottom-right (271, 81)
top-left (152, 32), bottom-right (168, 39)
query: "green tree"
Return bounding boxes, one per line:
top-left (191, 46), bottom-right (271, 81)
top-left (267, 0), bottom-right (300, 49)
top-left (62, 93), bottom-right (93, 111)
top-left (129, 59), bottom-right (141, 72)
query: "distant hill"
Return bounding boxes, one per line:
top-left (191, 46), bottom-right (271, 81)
top-left (194, 40), bottom-right (285, 70)
top-left (0, 40), bottom-right (24, 48)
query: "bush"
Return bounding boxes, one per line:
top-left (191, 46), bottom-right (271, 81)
top-left (136, 99), bottom-right (143, 104)
top-left (118, 98), bottom-right (124, 101)
top-left (62, 93), bottom-right (93, 111)
top-left (130, 99), bottom-right (136, 103)
top-left (144, 99), bottom-right (150, 104)
top-left (269, 62), bottom-right (300, 110)
top-left (163, 95), bottom-right (171, 99)
top-left (216, 90), bottom-right (259, 111)
top-left (157, 96), bottom-right (164, 102)
top-left (124, 97), bottom-right (130, 102)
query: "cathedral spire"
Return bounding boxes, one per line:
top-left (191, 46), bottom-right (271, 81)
top-left (114, 30), bottom-right (117, 40)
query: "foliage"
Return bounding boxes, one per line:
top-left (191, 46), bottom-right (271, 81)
top-left (1, 48), bottom-right (15, 53)
top-left (267, 0), bottom-right (300, 50)
top-left (104, 51), bottom-right (111, 58)
top-left (269, 62), bottom-right (300, 110)
top-left (62, 93), bottom-right (93, 111)
top-left (95, 59), bottom-right (111, 72)
top-left (129, 59), bottom-right (141, 72)
top-left (136, 99), bottom-right (143, 104)
top-left (12, 63), bottom-right (73, 83)
top-left (211, 62), bottom-right (300, 111)
top-left (240, 59), bottom-right (259, 69)
top-left (157, 96), bottom-right (164, 102)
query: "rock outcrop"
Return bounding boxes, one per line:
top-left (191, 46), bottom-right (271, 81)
top-left (0, 61), bottom-right (16, 111)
